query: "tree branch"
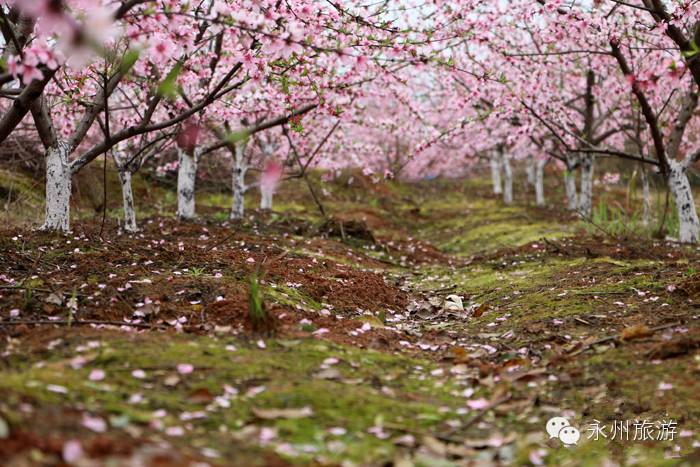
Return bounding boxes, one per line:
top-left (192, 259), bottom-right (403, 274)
top-left (0, 68), bottom-right (56, 145)
top-left (71, 63), bottom-right (245, 172)
top-left (575, 148), bottom-right (660, 166)
top-left (609, 39), bottom-right (669, 174)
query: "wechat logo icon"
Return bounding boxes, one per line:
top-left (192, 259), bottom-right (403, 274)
top-left (546, 416), bottom-right (580, 446)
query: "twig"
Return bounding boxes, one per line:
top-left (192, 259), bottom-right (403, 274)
top-left (0, 285), bottom-right (53, 293)
top-left (462, 394), bottom-right (512, 430)
top-left (305, 175), bottom-right (327, 218)
top-left (418, 284), bottom-right (457, 295)
top-left (382, 394), bottom-right (512, 444)
top-left (109, 365), bottom-right (213, 372)
top-left (568, 321), bottom-right (682, 356)
top-left (573, 317), bottom-right (593, 326)
top-left (208, 231), bottom-right (239, 250)
top-left (572, 290), bottom-right (627, 295)
top-left (577, 211), bottom-right (619, 240)
top-left (282, 125), bottom-right (329, 218)
top-left (382, 422), bottom-right (466, 445)
top-left (372, 256), bottom-right (404, 268)
top-left (0, 285), bottom-right (86, 297)
top-left (0, 319), bottom-right (168, 329)
top-left (468, 288), bottom-right (497, 301)
top-left (99, 66), bottom-right (110, 238)
top-left (541, 237), bottom-right (569, 255)
top-left (339, 221), bottom-right (346, 242)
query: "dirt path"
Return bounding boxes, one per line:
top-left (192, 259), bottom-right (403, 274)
top-left (1, 179), bottom-right (699, 466)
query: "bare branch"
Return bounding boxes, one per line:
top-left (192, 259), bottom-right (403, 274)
top-left (609, 39), bottom-right (669, 174)
top-left (0, 68), bottom-right (56, 145)
top-left (575, 148), bottom-right (660, 166)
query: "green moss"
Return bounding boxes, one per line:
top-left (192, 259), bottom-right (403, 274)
top-left (0, 333), bottom-right (471, 465)
top-left (412, 255), bottom-right (680, 337)
top-left (539, 441), bottom-right (680, 467)
top-left (522, 343), bottom-right (700, 466)
top-left (400, 190), bottom-right (573, 257)
top-left (583, 348), bottom-right (700, 424)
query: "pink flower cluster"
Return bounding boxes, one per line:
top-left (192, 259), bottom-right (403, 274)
top-left (7, 42), bottom-right (60, 83)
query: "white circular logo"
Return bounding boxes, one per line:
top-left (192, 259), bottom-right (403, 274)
top-left (558, 426), bottom-right (581, 445)
top-left (546, 416), bottom-right (570, 438)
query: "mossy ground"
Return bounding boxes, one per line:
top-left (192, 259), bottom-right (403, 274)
top-left (1, 170), bottom-right (699, 466)
top-left (1, 332), bottom-right (472, 465)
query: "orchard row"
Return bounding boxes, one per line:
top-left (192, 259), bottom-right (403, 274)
top-left (1, 1), bottom-right (699, 241)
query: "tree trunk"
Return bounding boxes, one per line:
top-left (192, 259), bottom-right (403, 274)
top-left (535, 159), bottom-right (546, 207)
top-left (668, 160), bottom-right (699, 243)
top-left (526, 155), bottom-right (535, 186)
top-left (502, 155), bottom-right (513, 205)
top-left (641, 167), bottom-right (651, 227)
top-left (231, 140), bottom-right (248, 220)
top-left (564, 169), bottom-right (578, 210)
top-left (564, 154), bottom-right (578, 210)
top-left (118, 169), bottom-right (138, 232)
top-left (260, 189), bottom-right (273, 210)
top-left (490, 153), bottom-right (502, 195)
top-left (42, 142), bottom-right (72, 232)
top-left (176, 148), bottom-right (199, 220)
top-left (578, 154), bottom-right (594, 216)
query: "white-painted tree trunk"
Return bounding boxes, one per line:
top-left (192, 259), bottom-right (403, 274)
top-left (535, 159), bottom-right (546, 207)
top-left (578, 155), bottom-right (594, 216)
top-left (176, 148), bottom-right (199, 220)
top-left (564, 169), bottom-right (578, 210)
top-left (231, 140), bottom-right (248, 220)
top-left (502, 155), bottom-right (513, 205)
top-left (564, 154), bottom-right (579, 211)
top-left (42, 142), bottom-right (72, 232)
top-left (526, 155), bottom-right (535, 186)
top-left (118, 170), bottom-right (138, 232)
top-left (490, 154), bottom-right (502, 195)
top-left (260, 189), bottom-right (273, 210)
top-left (641, 167), bottom-right (651, 227)
top-left (668, 160), bottom-right (699, 243)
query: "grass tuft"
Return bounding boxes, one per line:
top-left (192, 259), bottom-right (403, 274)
top-left (248, 273), bottom-right (276, 336)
